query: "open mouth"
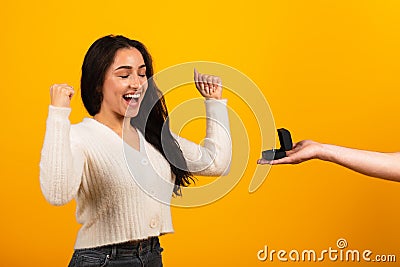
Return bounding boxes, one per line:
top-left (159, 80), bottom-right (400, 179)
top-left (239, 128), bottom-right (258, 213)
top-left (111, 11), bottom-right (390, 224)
top-left (123, 92), bottom-right (141, 105)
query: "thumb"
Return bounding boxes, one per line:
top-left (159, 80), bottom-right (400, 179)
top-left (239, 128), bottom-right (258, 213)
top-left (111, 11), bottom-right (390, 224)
top-left (194, 68), bottom-right (199, 81)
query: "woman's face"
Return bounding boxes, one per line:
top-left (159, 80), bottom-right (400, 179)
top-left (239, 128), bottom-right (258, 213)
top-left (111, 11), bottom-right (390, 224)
top-left (101, 47), bottom-right (148, 118)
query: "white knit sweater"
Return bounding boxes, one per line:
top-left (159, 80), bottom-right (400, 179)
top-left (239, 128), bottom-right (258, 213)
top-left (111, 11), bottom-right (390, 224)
top-left (39, 99), bottom-right (231, 249)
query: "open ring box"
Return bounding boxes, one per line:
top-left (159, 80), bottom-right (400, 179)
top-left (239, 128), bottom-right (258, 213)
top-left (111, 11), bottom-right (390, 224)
top-left (262, 128), bottom-right (293, 161)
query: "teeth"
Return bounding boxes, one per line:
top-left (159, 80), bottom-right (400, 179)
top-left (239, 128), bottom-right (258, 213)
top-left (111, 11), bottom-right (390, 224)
top-left (123, 93), bottom-right (141, 99)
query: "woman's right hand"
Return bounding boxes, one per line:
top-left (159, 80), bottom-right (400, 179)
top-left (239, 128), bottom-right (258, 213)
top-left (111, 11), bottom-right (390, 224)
top-left (50, 84), bottom-right (75, 108)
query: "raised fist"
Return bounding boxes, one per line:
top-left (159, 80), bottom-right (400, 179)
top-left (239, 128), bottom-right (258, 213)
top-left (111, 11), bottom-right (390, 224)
top-left (194, 69), bottom-right (222, 100)
top-left (50, 84), bottom-right (75, 108)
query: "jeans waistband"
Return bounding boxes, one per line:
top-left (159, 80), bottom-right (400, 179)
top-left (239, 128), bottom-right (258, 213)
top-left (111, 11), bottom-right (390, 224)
top-left (113, 236), bottom-right (159, 251)
top-left (76, 236), bottom-right (160, 258)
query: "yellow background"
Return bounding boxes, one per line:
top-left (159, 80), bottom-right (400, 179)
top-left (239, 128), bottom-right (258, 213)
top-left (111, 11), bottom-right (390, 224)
top-left (1, 0), bottom-right (400, 266)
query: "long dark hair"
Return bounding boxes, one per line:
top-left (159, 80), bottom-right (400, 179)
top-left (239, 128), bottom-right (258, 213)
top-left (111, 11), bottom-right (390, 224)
top-left (81, 35), bottom-right (194, 194)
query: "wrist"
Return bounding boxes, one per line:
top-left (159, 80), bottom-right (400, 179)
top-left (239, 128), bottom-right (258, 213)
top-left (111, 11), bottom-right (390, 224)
top-left (317, 143), bottom-right (334, 161)
top-left (205, 96), bottom-right (222, 100)
top-left (51, 101), bottom-right (70, 108)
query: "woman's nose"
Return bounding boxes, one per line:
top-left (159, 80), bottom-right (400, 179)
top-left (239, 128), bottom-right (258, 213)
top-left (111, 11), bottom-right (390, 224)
top-left (129, 75), bottom-right (140, 88)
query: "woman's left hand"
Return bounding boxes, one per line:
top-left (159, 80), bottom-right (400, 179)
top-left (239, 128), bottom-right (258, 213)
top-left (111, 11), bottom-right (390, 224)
top-left (194, 68), bottom-right (222, 100)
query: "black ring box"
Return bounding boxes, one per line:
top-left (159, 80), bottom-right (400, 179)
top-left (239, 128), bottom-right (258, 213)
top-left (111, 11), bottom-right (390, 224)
top-left (262, 128), bottom-right (293, 160)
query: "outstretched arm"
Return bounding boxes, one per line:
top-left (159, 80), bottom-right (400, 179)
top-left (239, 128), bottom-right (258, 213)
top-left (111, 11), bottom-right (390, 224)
top-left (258, 140), bottom-right (400, 182)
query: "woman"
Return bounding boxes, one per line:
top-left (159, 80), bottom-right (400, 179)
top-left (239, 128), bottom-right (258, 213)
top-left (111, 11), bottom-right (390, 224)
top-left (258, 139), bottom-right (400, 182)
top-left (40, 35), bottom-right (231, 266)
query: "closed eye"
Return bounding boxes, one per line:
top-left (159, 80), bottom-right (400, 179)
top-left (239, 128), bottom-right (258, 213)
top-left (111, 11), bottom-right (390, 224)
top-left (119, 75), bottom-right (129, 79)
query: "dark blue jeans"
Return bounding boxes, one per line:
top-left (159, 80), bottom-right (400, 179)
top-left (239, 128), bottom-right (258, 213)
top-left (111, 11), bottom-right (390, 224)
top-left (68, 237), bottom-right (163, 267)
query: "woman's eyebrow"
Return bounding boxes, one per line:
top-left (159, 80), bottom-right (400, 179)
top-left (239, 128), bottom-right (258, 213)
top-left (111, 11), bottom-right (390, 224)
top-left (114, 65), bottom-right (132, 71)
top-left (114, 64), bottom-right (146, 71)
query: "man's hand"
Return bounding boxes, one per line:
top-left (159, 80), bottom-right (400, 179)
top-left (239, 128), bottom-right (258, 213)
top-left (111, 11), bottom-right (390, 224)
top-left (257, 140), bottom-right (323, 165)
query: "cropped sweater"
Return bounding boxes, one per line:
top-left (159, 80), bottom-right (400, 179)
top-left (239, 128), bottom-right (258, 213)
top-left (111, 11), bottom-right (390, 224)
top-left (39, 99), bottom-right (231, 249)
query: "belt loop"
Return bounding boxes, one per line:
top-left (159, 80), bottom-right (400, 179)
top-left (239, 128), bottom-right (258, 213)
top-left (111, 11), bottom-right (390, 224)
top-left (150, 237), bottom-right (154, 252)
top-left (151, 237), bottom-right (157, 251)
top-left (111, 245), bottom-right (117, 259)
top-left (139, 241), bottom-right (143, 254)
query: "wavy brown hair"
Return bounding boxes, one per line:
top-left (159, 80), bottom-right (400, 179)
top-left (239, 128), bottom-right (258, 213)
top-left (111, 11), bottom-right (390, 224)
top-left (81, 35), bottom-right (194, 194)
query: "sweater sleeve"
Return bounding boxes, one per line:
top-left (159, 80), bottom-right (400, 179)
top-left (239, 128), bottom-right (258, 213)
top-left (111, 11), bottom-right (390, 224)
top-left (172, 99), bottom-right (231, 176)
top-left (39, 105), bottom-right (85, 206)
